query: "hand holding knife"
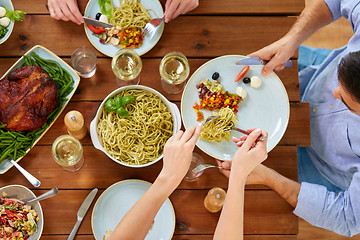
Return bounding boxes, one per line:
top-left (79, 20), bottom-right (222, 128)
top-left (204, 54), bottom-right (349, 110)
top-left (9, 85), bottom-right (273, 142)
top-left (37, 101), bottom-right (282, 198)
top-left (67, 188), bottom-right (98, 240)
top-left (236, 57), bottom-right (292, 68)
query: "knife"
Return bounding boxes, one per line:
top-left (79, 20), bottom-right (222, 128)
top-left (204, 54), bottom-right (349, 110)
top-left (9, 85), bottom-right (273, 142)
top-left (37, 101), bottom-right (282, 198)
top-left (67, 188), bottom-right (98, 240)
top-left (83, 16), bottom-right (113, 28)
top-left (236, 57), bottom-right (292, 68)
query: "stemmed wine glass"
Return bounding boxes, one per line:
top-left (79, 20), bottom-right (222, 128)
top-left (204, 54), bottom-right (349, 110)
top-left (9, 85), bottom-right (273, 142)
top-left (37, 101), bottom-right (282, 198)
top-left (159, 51), bottom-right (190, 94)
top-left (112, 49), bottom-right (142, 86)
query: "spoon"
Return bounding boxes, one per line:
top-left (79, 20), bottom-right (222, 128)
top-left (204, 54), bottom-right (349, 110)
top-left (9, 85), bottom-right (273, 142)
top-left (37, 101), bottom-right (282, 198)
top-left (10, 160), bottom-right (41, 188)
top-left (24, 188), bottom-right (59, 204)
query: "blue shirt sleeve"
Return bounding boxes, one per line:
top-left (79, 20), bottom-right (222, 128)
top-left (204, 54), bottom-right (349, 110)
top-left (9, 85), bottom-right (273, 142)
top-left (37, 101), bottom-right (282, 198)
top-left (324, 0), bottom-right (342, 21)
top-left (294, 174), bottom-right (360, 237)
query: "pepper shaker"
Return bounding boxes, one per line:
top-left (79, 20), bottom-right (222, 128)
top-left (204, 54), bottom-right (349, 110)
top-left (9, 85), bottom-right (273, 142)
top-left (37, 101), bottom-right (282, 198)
top-left (204, 187), bottom-right (227, 213)
top-left (64, 110), bottom-right (87, 140)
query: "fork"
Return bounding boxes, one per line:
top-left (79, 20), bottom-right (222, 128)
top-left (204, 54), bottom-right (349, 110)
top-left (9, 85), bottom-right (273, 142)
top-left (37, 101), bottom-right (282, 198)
top-left (192, 163), bottom-right (222, 174)
top-left (203, 115), bottom-right (267, 141)
top-left (142, 17), bottom-right (164, 38)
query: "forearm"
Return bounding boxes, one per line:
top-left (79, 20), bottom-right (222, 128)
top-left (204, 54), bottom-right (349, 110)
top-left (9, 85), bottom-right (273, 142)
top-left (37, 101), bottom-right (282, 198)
top-left (261, 166), bottom-right (300, 208)
top-left (284, 0), bottom-right (333, 46)
top-left (109, 176), bottom-right (177, 240)
top-left (214, 174), bottom-right (246, 240)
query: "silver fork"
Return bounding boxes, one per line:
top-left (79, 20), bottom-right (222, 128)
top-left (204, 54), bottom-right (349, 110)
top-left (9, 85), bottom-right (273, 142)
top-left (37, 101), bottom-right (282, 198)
top-left (192, 163), bottom-right (222, 174)
top-left (203, 115), bottom-right (267, 141)
top-left (142, 18), bottom-right (164, 38)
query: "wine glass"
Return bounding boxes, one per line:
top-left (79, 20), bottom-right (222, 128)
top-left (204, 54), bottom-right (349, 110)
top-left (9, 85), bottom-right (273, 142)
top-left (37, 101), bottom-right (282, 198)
top-left (112, 49), bottom-right (142, 86)
top-left (52, 135), bottom-right (84, 172)
top-left (159, 52), bottom-right (190, 94)
top-left (184, 152), bottom-right (204, 181)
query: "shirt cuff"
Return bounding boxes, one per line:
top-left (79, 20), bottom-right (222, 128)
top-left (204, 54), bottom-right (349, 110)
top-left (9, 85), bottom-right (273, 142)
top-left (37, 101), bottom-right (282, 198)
top-left (293, 182), bottom-right (327, 223)
top-left (324, 0), bottom-right (342, 21)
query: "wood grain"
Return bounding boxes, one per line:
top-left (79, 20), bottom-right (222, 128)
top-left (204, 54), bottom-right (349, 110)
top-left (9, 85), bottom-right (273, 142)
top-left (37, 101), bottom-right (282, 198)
top-left (14, 0), bottom-right (304, 15)
top-left (0, 16), bottom-right (297, 58)
top-left (29, 189), bottom-right (296, 235)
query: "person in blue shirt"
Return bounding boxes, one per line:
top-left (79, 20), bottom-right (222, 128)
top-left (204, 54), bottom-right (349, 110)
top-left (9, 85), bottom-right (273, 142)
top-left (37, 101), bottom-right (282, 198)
top-left (217, 0), bottom-right (360, 237)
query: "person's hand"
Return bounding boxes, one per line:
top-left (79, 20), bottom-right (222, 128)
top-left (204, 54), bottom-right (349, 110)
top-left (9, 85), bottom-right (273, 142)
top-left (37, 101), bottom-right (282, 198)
top-left (48, 0), bottom-right (84, 25)
top-left (164, 0), bottom-right (199, 23)
top-left (216, 128), bottom-right (268, 180)
top-left (159, 124), bottom-right (202, 186)
top-left (248, 36), bottom-right (298, 76)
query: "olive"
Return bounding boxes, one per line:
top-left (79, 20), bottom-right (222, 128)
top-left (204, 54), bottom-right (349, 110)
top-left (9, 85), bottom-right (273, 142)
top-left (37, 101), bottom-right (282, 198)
top-left (95, 13), bottom-right (102, 20)
top-left (212, 72), bottom-right (220, 80)
top-left (243, 77), bottom-right (251, 84)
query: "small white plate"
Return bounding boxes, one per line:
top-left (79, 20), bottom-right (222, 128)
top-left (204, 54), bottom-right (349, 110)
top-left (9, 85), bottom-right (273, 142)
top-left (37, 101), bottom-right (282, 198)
top-left (0, 0), bottom-right (14, 44)
top-left (0, 185), bottom-right (44, 240)
top-left (92, 179), bottom-right (175, 240)
top-left (0, 45), bottom-right (80, 174)
top-left (181, 55), bottom-right (290, 161)
top-left (84, 0), bottom-right (164, 57)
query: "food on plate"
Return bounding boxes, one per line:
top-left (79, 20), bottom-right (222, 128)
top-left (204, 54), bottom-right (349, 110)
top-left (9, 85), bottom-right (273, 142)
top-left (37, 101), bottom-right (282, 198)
top-left (200, 107), bottom-right (238, 142)
top-left (0, 6), bottom-right (25, 40)
top-left (250, 75), bottom-right (262, 88)
top-left (0, 65), bottom-right (59, 132)
top-left (103, 229), bottom-right (113, 240)
top-left (236, 86), bottom-right (247, 99)
top-left (234, 65), bottom-right (249, 82)
top-left (97, 89), bottom-right (173, 165)
top-left (0, 52), bottom-right (74, 163)
top-left (0, 196), bottom-right (39, 239)
top-left (212, 72), bottom-right (219, 80)
top-left (243, 77), bottom-right (250, 84)
top-left (90, 0), bottom-right (153, 48)
top-left (193, 79), bottom-right (242, 121)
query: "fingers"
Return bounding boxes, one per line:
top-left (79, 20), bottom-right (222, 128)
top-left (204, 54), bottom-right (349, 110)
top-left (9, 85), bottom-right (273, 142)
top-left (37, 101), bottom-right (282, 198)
top-left (67, 0), bottom-right (84, 24)
top-left (164, 0), bottom-right (179, 22)
top-left (187, 124), bottom-right (203, 146)
top-left (241, 128), bottom-right (262, 150)
top-left (48, 0), bottom-right (83, 24)
top-left (173, 130), bottom-right (184, 141)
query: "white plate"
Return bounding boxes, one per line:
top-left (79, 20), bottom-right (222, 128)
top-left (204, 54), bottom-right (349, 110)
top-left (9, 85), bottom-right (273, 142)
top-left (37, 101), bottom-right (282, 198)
top-left (84, 0), bottom-right (164, 57)
top-left (181, 55), bottom-right (290, 161)
top-left (0, 0), bottom-right (14, 44)
top-left (0, 45), bottom-right (80, 174)
top-left (0, 185), bottom-right (44, 240)
top-left (92, 179), bottom-right (175, 240)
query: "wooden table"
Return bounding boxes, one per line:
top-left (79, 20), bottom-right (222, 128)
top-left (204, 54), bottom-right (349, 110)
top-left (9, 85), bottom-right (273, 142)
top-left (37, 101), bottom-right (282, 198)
top-left (0, 0), bottom-right (309, 239)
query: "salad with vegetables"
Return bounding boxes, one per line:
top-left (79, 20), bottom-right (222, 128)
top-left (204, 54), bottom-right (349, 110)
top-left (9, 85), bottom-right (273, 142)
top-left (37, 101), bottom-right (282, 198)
top-left (0, 5), bottom-right (25, 40)
top-left (0, 196), bottom-right (39, 240)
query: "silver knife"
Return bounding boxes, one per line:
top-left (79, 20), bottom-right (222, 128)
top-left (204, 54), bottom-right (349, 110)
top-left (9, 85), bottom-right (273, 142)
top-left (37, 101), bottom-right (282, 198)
top-left (236, 57), bottom-right (292, 68)
top-left (83, 16), bottom-right (113, 28)
top-left (67, 188), bottom-right (98, 240)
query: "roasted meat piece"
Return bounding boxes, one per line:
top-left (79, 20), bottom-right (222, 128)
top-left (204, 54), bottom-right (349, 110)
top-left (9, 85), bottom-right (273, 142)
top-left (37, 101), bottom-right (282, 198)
top-left (0, 65), bottom-right (59, 131)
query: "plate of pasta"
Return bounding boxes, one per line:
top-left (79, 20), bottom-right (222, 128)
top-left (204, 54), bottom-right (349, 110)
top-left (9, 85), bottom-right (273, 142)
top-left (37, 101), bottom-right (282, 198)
top-left (84, 0), bottom-right (164, 57)
top-left (92, 179), bottom-right (175, 240)
top-left (90, 85), bottom-right (181, 167)
top-left (181, 55), bottom-right (290, 161)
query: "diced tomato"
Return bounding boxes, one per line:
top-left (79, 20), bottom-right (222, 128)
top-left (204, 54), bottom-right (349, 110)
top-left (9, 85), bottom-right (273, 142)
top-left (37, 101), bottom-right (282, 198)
top-left (87, 24), bottom-right (105, 34)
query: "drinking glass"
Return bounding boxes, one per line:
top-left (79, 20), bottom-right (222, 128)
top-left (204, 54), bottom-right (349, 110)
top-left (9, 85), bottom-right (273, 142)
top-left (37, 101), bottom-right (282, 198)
top-left (159, 52), bottom-right (190, 94)
top-left (52, 135), bottom-right (84, 172)
top-left (184, 152), bottom-right (204, 181)
top-left (112, 49), bottom-right (142, 86)
top-left (71, 47), bottom-right (97, 78)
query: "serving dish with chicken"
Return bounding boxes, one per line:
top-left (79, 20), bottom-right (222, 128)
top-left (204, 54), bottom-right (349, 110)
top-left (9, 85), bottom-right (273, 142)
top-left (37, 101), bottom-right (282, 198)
top-left (0, 45), bottom-right (80, 174)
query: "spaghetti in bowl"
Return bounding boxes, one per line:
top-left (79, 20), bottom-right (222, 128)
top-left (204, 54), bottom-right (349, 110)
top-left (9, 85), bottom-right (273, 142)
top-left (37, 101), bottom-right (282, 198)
top-left (90, 85), bottom-right (181, 168)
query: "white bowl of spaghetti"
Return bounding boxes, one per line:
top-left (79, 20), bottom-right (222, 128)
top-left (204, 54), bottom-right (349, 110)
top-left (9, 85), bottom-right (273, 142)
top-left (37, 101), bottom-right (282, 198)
top-left (90, 85), bottom-right (181, 168)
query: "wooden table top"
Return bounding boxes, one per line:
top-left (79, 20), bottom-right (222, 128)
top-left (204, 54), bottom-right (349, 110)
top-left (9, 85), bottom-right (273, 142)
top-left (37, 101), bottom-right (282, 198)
top-left (0, 0), bottom-right (308, 239)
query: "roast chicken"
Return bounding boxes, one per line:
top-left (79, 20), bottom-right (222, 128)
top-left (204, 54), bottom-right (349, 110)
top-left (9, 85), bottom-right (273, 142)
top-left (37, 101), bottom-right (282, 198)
top-left (0, 65), bottom-right (59, 132)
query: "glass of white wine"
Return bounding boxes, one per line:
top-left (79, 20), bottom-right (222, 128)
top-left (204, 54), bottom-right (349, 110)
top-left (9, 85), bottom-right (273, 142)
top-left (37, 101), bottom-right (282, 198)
top-left (52, 135), bottom-right (84, 172)
top-left (159, 52), bottom-right (190, 94)
top-left (112, 49), bottom-right (142, 86)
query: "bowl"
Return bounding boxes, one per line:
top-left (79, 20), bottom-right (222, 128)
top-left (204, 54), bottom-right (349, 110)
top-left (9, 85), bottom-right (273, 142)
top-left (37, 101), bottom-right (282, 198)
top-left (0, 185), bottom-right (44, 240)
top-left (90, 85), bottom-right (181, 168)
top-left (0, 0), bottom-right (14, 45)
